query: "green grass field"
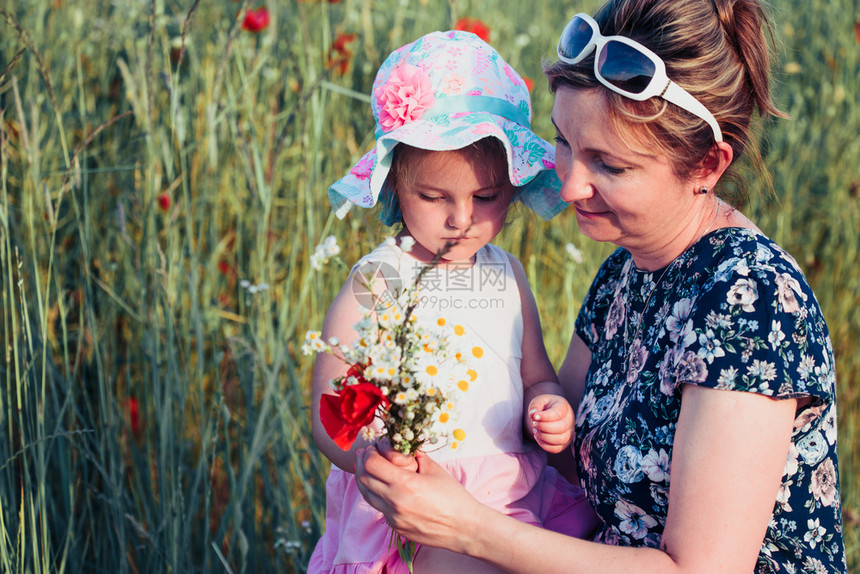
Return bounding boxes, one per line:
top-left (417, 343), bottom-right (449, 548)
top-left (1, 1), bottom-right (857, 572)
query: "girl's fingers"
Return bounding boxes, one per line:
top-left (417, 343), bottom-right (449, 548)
top-left (530, 405), bottom-right (570, 423)
top-left (531, 418), bottom-right (572, 435)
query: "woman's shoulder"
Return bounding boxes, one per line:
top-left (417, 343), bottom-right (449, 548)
top-left (692, 227), bottom-right (815, 298)
top-left (676, 228), bottom-right (837, 408)
top-left (696, 227), bottom-right (804, 274)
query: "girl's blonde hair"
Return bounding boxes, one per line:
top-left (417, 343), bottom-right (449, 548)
top-left (545, 0), bottom-right (787, 205)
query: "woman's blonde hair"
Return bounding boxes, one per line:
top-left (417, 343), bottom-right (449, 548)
top-left (545, 0), bottom-right (787, 205)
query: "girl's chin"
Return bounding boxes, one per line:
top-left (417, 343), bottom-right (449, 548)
top-left (437, 244), bottom-right (479, 264)
top-left (404, 237), bottom-right (480, 264)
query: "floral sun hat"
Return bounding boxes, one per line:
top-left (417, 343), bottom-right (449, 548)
top-left (328, 30), bottom-right (568, 225)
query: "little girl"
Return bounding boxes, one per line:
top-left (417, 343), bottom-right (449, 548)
top-left (309, 31), bottom-right (597, 573)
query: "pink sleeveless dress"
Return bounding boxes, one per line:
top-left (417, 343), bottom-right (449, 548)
top-left (308, 243), bottom-right (597, 573)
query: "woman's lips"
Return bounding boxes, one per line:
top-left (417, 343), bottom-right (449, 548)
top-left (574, 206), bottom-right (607, 219)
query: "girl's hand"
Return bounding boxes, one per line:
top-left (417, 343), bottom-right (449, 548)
top-left (528, 394), bottom-right (574, 453)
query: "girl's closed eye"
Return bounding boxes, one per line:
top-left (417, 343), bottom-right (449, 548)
top-left (553, 132), bottom-right (570, 148)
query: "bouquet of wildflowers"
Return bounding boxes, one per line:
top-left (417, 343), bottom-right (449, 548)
top-left (303, 240), bottom-right (475, 456)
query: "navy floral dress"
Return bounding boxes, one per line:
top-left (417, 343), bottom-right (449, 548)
top-left (574, 227), bottom-right (847, 573)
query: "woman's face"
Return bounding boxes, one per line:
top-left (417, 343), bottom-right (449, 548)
top-left (396, 148), bottom-right (515, 264)
top-left (552, 87), bottom-right (701, 263)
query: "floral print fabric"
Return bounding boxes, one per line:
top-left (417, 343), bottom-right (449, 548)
top-left (574, 227), bottom-right (846, 573)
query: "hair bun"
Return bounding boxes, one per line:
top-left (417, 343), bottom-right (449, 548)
top-left (710, 0), bottom-right (785, 120)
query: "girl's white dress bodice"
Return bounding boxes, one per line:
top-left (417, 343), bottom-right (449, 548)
top-left (352, 241), bottom-right (529, 462)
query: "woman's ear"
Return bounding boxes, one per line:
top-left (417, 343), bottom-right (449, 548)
top-left (694, 141), bottom-right (734, 192)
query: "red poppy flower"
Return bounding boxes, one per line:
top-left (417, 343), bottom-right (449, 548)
top-left (128, 397), bottom-right (141, 438)
top-left (346, 362), bottom-right (368, 382)
top-left (855, 22), bottom-right (860, 44)
top-left (454, 17), bottom-right (490, 43)
top-left (327, 32), bottom-right (356, 75)
top-left (157, 193), bottom-right (170, 211)
top-left (523, 77), bottom-right (534, 92)
top-left (218, 261), bottom-right (231, 275)
top-left (241, 7), bottom-right (270, 33)
top-left (320, 382), bottom-right (388, 450)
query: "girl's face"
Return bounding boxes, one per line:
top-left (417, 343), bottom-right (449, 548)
top-left (397, 148), bottom-right (515, 264)
top-left (551, 87), bottom-right (704, 267)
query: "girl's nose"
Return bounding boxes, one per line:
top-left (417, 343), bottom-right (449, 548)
top-left (447, 200), bottom-right (472, 229)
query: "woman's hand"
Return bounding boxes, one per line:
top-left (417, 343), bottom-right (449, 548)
top-left (374, 439), bottom-right (419, 473)
top-left (527, 394), bottom-right (575, 453)
top-left (354, 441), bottom-right (482, 553)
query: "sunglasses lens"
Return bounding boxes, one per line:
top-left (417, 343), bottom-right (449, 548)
top-left (597, 40), bottom-right (656, 94)
top-left (558, 16), bottom-right (594, 61)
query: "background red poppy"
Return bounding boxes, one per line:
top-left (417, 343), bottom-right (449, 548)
top-left (454, 17), bottom-right (491, 43)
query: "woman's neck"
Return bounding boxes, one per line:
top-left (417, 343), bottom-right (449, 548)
top-left (628, 197), bottom-right (725, 271)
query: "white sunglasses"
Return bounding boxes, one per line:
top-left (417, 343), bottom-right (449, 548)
top-left (557, 13), bottom-right (723, 142)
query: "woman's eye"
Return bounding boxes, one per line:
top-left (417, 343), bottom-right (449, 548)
top-left (599, 162), bottom-right (626, 175)
top-left (593, 156), bottom-right (629, 175)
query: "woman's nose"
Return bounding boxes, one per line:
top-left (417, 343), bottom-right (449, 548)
top-left (558, 159), bottom-right (594, 203)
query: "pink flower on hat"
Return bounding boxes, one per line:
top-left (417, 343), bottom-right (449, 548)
top-left (375, 64), bottom-right (435, 132)
top-left (350, 154), bottom-right (375, 180)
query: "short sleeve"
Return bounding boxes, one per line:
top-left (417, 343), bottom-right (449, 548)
top-left (667, 251), bottom-right (835, 408)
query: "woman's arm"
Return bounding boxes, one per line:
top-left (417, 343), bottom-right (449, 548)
top-left (507, 254), bottom-right (573, 453)
top-left (356, 383), bottom-right (797, 573)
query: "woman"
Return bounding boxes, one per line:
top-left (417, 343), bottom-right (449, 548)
top-left (354, 0), bottom-right (848, 572)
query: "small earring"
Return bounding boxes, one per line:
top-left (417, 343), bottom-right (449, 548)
top-left (698, 187), bottom-right (709, 195)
